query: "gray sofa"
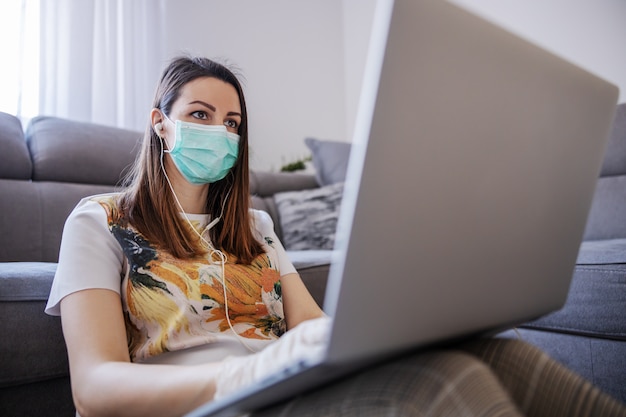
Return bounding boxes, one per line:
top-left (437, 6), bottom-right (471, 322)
top-left (1, 104), bottom-right (625, 416)
top-left (0, 112), bottom-right (331, 416)
top-left (500, 102), bottom-right (626, 403)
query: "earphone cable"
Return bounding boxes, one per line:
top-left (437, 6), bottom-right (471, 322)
top-left (158, 137), bottom-right (257, 353)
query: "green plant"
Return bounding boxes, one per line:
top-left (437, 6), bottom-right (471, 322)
top-left (280, 156), bottom-right (312, 172)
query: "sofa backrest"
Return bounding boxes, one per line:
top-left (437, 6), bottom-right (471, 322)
top-left (583, 103), bottom-right (626, 241)
top-left (0, 112), bottom-right (319, 263)
top-left (26, 115), bottom-right (141, 185)
top-left (0, 114), bottom-right (142, 262)
top-left (3, 102), bottom-right (623, 262)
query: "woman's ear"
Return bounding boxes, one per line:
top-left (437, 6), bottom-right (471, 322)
top-left (150, 108), bottom-right (164, 136)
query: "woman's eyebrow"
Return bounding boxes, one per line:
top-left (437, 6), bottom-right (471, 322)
top-left (188, 100), bottom-right (216, 111)
top-left (188, 100), bottom-right (241, 118)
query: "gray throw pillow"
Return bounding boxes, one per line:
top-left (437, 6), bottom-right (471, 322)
top-left (274, 182), bottom-right (344, 250)
top-left (305, 137), bottom-right (351, 186)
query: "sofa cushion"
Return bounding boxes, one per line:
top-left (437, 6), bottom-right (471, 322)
top-left (0, 377), bottom-right (74, 416)
top-left (26, 116), bottom-right (141, 185)
top-left (0, 262), bottom-right (69, 387)
top-left (582, 176), bottom-right (626, 241)
top-left (577, 238), bottom-right (626, 265)
top-left (0, 262), bottom-right (58, 301)
top-left (275, 182), bottom-right (344, 251)
top-left (522, 240), bottom-right (626, 340)
top-left (0, 179), bottom-right (116, 263)
top-left (305, 137), bottom-right (351, 186)
top-left (0, 112), bottom-right (31, 180)
top-left (582, 103), bottom-right (626, 241)
top-left (599, 103), bottom-right (626, 177)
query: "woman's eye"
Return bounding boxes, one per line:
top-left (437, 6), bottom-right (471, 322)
top-left (225, 119), bottom-right (239, 129)
top-left (191, 111), bottom-right (208, 120)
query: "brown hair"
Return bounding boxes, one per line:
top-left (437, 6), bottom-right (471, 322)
top-left (120, 56), bottom-right (264, 263)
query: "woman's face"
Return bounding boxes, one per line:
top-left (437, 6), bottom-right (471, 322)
top-left (162, 76), bottom-right (242, 149)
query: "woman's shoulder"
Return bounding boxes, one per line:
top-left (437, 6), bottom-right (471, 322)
top-left (74, 192), bottom-right (122, 208)
top-left (249, 209), bottom-right (276, 235)
top-left (69, 192), bottom-right (123, 224)
top-left (250, 208), bottom-right (273, 226)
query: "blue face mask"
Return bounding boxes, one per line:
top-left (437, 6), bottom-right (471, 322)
top-left (163, 116), bottom-right (240, 184)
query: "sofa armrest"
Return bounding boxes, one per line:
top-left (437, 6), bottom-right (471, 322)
top-left (0, 261), bottom-right (75, 415)
top-left (0, 262), bottom-right (69, 387)
top-left (249, 171), bottom-right (319, 241)
top-left (249, 171), bottom-right (318, 197)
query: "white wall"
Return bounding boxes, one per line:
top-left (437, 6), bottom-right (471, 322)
top-left (341, 0), bottom-right (626, 145)
top-left (341, 0), bottom-right (378, 144)
top-left (159, 0), bottom-right (626, 170)
top-left (161, 1), bottom-right (347, 172)
top-left (450, 0), bottom-right (626, 103)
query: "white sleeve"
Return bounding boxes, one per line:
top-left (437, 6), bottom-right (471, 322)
top-left (45, 197), bottom-right (124, 316)
top-left (251, 209), bottom-right (297, 277)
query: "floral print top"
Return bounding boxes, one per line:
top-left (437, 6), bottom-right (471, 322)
top-left (46, 193), bottom-right (296, 362)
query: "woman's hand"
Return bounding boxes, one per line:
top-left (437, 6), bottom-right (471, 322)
top-left (214, 316), bottom-right (332, 399)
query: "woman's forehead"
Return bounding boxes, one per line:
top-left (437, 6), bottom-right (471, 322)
top-left (176, 77), bottom-right (240, 111)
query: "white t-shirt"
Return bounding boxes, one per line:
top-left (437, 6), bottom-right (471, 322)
top-left (46, 193), bottom-right (297, 364)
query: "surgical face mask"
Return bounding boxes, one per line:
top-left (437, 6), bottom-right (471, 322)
top-left (163, 115), bottom-right (240, 184)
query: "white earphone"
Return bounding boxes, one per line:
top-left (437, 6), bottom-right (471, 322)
top-left (154, 122), bottom-right (163, 132)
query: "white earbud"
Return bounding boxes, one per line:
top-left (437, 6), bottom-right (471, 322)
top-left (155, 122), bottom-right (163, 132)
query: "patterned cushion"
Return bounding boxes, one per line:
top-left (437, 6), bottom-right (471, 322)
top-left (274, 182), bottom-right (344, 250)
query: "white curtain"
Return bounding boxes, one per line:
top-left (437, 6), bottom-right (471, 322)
top-left (39, 0), bottom-right (167, 131)
top-left (0, 0), bottom-right (39, 124)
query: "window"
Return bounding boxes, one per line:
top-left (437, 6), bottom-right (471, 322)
top-left (0, 0), bottom-right (40, 122)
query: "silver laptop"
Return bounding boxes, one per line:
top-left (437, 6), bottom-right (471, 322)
top-left (186, 0), bottom-right (619, 415)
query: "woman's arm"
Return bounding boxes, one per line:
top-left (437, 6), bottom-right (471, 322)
top-left (61, 289), bottom-right (220, 417)
top-left (280, 272), bottom-right (325, 330)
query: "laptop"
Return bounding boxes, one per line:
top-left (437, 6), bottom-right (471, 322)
top-left (186, 0), bottom-right (619, 415)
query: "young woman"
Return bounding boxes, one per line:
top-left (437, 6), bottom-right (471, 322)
top-left (46, 56), bottom-right (626, 417)
top-left (46, 56), bottom-right (328, 417)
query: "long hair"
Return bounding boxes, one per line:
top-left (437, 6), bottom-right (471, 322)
top-left (119, 56), bottom-right (264, 263)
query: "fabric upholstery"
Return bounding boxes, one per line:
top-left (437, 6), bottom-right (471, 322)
top-left (274, 182), bottom-right (344, 250)
top-left (249, 170), bottom-right (319, 242)
top-left (25, 116), bottom-right (141, 185)
top-left (522, 262), bottom-right (626, 340)
top-left (583, 103), bottom-right (626, 241)
top-left (305, 137), bottom-right (352, 186)
top-left (600, 103), bottom-right (626, 177)
top-left (0, 263), bottom-right (69, 395)
top-left (0, 180), bottom-right (116, 262)
top-left (0, 112), bottom-right (31, 180)
top-left (250, 170), bottom-right (318, 197)
top-left (0, 377), bottom-right (73, 417)
top-left (583, 176), bottom-right (626, 240)
top-left (577, 238), bottom-right (626, 264)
